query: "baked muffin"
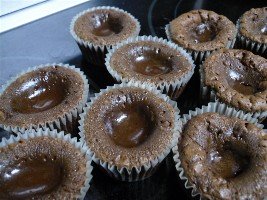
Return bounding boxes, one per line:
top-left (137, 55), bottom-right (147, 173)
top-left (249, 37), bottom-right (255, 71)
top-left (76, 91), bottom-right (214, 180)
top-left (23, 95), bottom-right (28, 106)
top-left (201, 49), bottom-right (267, 120)
top-left (70, 6), bottom-right (140, 66)
top-left (0, 129), bottom-right (92, 199)
top-left (79, 82), bottom-right (180, 181)
top-left (175, 112), bottom-right (266, 199)
top-left (237, 7), bottom-right (267, 57)
top-left (0, 63), bottom-right (89, 134)
top-left (166, 10), bottom-right (237, 63)
top-left (105, 36), bottom-right (195, 100)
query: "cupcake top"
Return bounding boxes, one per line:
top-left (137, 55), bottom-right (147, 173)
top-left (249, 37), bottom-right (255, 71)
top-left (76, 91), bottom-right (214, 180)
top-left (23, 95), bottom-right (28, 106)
top-left (106, 36), bottom-right (194, 86)
top-left (239, 7), bottom-right (267, 44)
top-left (203, 49), bottom-right (267, 113)
top-left (0, 133), bottom-right (90, 199)
top-left (81, 86), bottom-right (177, 169)
top-left (72, 6), bottom-right (140, 46)
top-left (179, 112), bottom-right (267, 199)
top-left (168, 10), bottom-right (237, 51)
top-left (0, 65), bottom-right (86, 128)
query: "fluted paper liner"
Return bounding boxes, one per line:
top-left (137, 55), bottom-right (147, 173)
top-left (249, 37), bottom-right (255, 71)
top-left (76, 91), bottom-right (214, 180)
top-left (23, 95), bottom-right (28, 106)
top-left (0, 128), bottom-right (93, 200)
top-left (105, 35), bottom-right (195, 100)
top-left (165, 24), bottom-right (237, 63)
top-left (0, 63), bottom-right (89, 134)
top-left (78, 81), bottom-right (181, 181)
top-left (172, 101), bottom-right (263, 199)
top-left (199, 64), bottom-right (267, 121)
top-left (70, 6), bottom-right (141, 66)
top-left (236, 19), bottom-right (267, 56)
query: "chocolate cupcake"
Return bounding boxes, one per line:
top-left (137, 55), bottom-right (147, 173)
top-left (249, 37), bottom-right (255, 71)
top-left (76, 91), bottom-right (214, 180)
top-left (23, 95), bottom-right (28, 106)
top-left (0, 63), bottom-right (89, 134)
top-left (70, 6), bottom-right (141, 66)
top-left (79, 82), bottom-right (180, 181)
top-left (105, 36), bottom-right (195, 100)
top-left (166, 10), bottom-right (237, 63)
top-left (237, 7), bottom-right (267, 57)
top-left (173, 110), bottom-right (266, 199)
top-left (0, 129), bottom-right (93, 199)
top-left (201, 49), bottom-right (267, 121)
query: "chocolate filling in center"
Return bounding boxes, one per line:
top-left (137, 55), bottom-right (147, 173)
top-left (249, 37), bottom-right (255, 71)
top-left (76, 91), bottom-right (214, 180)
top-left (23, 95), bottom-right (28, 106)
top-left (104, 101), bottom-right (156, 148)
top-left (11, 69), bottom-right (69, 114)
top-left (192, 23), bottom-right (217, 43)
top-left (0, 155), bottom-right (63, 198)
top-left (129, 47), bottom-right (173, 76)
top-left (209, 140), bottom-right (250, 179)
top-left (91, 13), bottom-right (123, 37)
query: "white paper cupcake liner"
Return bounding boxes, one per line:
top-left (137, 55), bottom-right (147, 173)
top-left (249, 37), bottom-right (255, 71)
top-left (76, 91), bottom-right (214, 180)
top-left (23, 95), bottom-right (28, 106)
top-left (199, 64), bottom-right (267, 121)
top-left (105, 35), bottom-right (195, 100)
top-left (0, 128), bottom-right (93, 200)
top-left (70, 6), bottom-right (141, 66)
top-left (0, 63), bottom-right (89, 135)
top-left (236, 19), bottom-right (267, 56)
top-left (165, 24), bottom-right (237, 63)
top-left (78, 81), bottom-right (181, 181)
top-left (172, 101), bottom-right (263, 199)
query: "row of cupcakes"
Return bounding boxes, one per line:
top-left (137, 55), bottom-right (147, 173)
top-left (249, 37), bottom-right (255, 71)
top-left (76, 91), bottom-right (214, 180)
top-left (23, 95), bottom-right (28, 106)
top-left (70, 6), bottom-right (266, 67)
top-left (0, 64), bottom-right (266, 199)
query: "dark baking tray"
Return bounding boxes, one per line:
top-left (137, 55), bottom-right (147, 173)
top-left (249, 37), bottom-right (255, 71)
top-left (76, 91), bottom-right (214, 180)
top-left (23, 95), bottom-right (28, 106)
top-left (0, 0), bottom-right (266, 199)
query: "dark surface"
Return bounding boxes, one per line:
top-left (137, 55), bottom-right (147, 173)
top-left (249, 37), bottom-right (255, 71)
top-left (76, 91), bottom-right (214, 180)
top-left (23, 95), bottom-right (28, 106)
top-left (0, 0), bottom-right (266, 199)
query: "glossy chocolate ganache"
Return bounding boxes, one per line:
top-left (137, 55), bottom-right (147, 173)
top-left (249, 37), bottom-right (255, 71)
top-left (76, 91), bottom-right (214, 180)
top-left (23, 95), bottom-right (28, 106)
top-left (179, 112), bottom-right (267, 199)
top-left (0, 65), bottom-right (84, 128)
top-left (203, 49), bottom-right (267, 113)
top-left (83, 86), bottom-right (176, 169)
top-left (0, 136), bottom-right (87, 199)
top-left (109, 40), bottom-right (193, 84)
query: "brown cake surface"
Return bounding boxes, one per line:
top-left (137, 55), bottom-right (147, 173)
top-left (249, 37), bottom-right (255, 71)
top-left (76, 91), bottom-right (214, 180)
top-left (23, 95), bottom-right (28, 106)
top-left (169, 10), bottom-right (237, 51)
top-left (179, 112), bottom-right (267, 199)
top-left (74, 8), bottom-right (139, 46)
top-left (109, 40), bottom-right (193, 85)
top-left (83, 87), bottom-right (175, 169)
top-left (203, 49), bottom-right (267, 113)
top-left (0, 136), bottom-right (87, 199)
top-left (239, 7), bottom-right (267, 44)
top-left (0, 66), bottom-right (84, 128)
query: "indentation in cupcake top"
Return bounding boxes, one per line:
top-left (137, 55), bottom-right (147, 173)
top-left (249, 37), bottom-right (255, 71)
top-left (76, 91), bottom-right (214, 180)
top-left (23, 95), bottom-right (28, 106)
top-left (0, 155), bottom-right (63, 199)
top-left (208, 140), bottom-right (250, 179)
top-left (192, 23), bottom-right (217, 43)
top-left (11, 68), bottom-right (69, 114)
top-left (129, 46), bottom-right (173, 76)
top-left (91, 13), bottom-right (123, 37)
top-left (104, 98), bottom-right (156, 148)
top-left (222, 57), bottom-right (263, 95)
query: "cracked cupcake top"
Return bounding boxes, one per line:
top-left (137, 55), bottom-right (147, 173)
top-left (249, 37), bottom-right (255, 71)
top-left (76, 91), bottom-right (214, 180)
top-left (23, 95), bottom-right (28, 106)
top-left (203, 49), bottom-right (267, 113)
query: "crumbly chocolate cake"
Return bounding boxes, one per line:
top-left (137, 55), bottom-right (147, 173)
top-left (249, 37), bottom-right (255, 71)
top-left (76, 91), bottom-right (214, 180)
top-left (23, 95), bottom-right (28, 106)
top-left (109, 40), bottom-right (193, 85)
top-left (169, 10), bottom-right (237, 51)
top-left (83, 87), bottom-right (175, 169)
top-left (179, 112), bottom-right (267, 199)
top-left (0, 136), bottom-right (87, 199)
top-left (0, 66), bottom-right (84, 128)
top-left (239, 7), bottom-right (267, 44)
top-left (203, 49), bottom-right (267, 113)
top-left (73, 8), bottom-right (139, 46)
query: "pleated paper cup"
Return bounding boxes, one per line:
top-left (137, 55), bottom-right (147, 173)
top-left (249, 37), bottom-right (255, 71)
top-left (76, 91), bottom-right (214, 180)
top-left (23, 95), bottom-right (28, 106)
top-left (70, 6), bottom-right (141, 66)
top-left (172, 102), bottom-right (264, 199)
top-left (0, 63), bottom-right (89, 135)
top-left (79, 81), bottom-right (181, 181)
top-left (105, 35), bottom-right (195, 100)
top-left (0, 128), bottom-right (93, 199)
